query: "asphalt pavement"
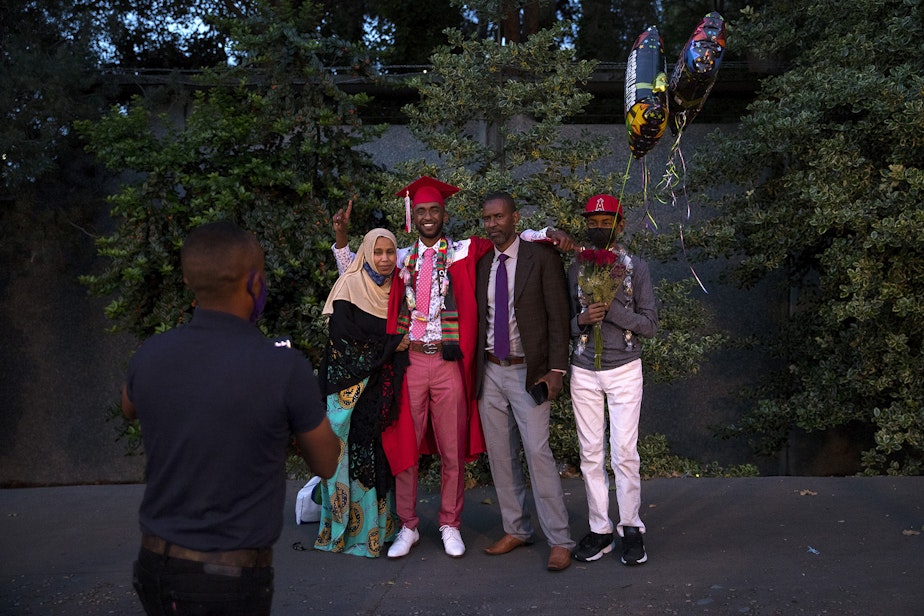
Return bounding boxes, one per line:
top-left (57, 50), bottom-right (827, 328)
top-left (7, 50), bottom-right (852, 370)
top-left (1, 476), bottom-right (922, 615)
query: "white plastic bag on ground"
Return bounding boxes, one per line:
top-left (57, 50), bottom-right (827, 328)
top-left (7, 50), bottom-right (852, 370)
top-left (295, 475), bottom-right (321, 524)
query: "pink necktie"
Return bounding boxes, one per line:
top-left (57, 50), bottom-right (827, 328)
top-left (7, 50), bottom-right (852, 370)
top-left (412, 248), bottom-right (434, 339)
top-left (494, 254), bottom-right (510, 360)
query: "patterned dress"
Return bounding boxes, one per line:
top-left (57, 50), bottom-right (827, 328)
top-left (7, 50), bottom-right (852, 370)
top-left (314, 301), bottom-right (404, 557)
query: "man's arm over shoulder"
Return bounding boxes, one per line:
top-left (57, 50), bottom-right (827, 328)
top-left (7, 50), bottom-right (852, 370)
top-left (467, 226), bottom-right (575, 262)
top-left (452, 236), bottom-right (497, 266)
top-left (521, 227), bottom-right (576, 251)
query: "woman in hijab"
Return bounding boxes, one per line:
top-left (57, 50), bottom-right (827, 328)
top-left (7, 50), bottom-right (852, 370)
top-left (314, 228), bottom-right (409, 558)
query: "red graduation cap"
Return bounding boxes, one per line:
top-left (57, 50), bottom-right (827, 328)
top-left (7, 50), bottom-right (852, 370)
top-left (395, 176), bottom-right (460, 231)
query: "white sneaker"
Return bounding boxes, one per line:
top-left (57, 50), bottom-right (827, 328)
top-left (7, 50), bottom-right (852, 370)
top-left (439, 525), bottom-right (465, 558)
top-left (387, 525), bottom-right (419, 559)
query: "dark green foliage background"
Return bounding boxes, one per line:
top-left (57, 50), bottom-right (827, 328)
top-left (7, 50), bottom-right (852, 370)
top-left (77, 3), bottom-right (386, 364)
top-left (690, 0), bottom-right (924, 474)
top-left (12, 0), bottom-right (921, 477)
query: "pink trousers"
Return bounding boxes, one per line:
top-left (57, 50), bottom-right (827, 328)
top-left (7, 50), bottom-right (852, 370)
top-left (394, 349), bottom-right (468, 529)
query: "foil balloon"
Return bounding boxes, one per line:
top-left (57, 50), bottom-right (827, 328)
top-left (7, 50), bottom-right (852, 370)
top-left (624, 26), bottom-right (668, 159)
top-left (668, 12), bottom-right (726, 134)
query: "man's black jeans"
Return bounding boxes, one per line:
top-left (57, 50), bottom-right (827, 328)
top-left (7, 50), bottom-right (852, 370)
top-left (133, 549), bottom-right (273, 616)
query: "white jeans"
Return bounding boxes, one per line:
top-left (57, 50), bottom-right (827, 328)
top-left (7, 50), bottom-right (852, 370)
top-left (569, 361), bottom-right (645, 537)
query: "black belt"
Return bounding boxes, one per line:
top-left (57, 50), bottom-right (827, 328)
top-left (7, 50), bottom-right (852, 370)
top-left (141, 534), bottom-right (273, 570)
top-left (486, 352), bottom-right (525, 366)
top-left (409, 341), bottom-right (443, 355)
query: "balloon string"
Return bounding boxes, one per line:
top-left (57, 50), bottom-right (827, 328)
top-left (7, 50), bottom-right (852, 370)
top-left (610, 156), bottom-right (633, 245)
top-left (679, 224), bottom-right (708, 294)
top-left (655, 116), bottom-right (702, 291)
top-left (677, 144), bottom-right (690, 220)
top-left (660, 115), bottom-right (691, 218)
top-left (659, 128), bottom-right (682, 194)
top-left (664, 142), bottom-right (691, 220)
top-left (617, 156), bottom-right (632, 204)
top-left (643, 158), bottom-right (658, 231)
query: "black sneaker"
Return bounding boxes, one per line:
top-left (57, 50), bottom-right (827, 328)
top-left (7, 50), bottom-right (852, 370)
top-left (572, 531), bottom-right (614, 562)
top-left (620, 526), bottom-right (648, 566)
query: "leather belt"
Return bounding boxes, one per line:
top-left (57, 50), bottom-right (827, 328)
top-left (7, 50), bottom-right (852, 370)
top-left (409, 341), bottom-right (443, 355)
top-left (486, 352), bottom-right (525, 366)
top-left (141, 534), bottom-right (272, 570)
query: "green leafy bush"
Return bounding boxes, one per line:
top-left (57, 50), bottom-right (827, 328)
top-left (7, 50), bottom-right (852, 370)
top-left (693, 0), bottom-right (924, 474)
top-left (77, 3), bottom-right (385, 363)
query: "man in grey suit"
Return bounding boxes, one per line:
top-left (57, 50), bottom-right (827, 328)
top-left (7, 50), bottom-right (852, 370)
top-left (475, 192), bottom-right (575, 572)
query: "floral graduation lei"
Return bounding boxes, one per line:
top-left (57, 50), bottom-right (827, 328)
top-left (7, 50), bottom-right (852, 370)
top-left (396, 238), bottom-right (459, 345)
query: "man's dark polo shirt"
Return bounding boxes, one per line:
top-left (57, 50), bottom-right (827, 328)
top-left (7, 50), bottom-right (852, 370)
top-left (126, 308), bottom-right (325, 551)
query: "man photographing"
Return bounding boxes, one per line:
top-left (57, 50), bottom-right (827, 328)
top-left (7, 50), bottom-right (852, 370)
top-left (122, 220), bottom-right (338, 615)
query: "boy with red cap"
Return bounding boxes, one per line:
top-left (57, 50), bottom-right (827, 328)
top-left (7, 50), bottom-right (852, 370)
top-left (331, 177), bottom-right (572, 559)
top-left (568, 194), bottom-right (658, 567)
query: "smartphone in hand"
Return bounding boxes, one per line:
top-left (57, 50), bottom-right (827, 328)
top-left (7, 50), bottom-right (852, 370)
top-left (529, 381), bottom-right (549, 405)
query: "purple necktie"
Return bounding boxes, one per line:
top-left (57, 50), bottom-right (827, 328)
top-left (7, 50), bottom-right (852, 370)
top-left (494, 254), bottom-right (510, 360)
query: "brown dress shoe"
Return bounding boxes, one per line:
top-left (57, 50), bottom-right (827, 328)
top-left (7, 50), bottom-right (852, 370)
top-left (484, 534), bottom-right (531, 555)
top-left (546, 546), bottom-right (572, 571)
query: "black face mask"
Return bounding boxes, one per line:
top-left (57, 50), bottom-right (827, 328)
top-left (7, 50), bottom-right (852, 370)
top-left (586, 228), bottom-right (612, 250)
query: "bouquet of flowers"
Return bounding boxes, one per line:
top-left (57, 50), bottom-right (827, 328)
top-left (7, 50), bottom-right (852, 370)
top-left (577, 247), bottom-right (634, 369)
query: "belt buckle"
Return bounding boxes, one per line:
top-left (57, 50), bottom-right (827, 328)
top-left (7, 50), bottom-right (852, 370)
top-left (498, 357), bottom-right (511, 366)
top-left (422, 342), bottom-right (439, 355)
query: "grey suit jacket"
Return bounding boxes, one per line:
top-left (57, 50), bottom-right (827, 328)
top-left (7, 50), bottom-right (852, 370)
top-left (475, 240), bottom-right (571, 397)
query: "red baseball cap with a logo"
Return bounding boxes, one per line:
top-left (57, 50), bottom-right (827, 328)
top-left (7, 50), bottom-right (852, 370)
top-left (581, 194), bottom-right (623, 218)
